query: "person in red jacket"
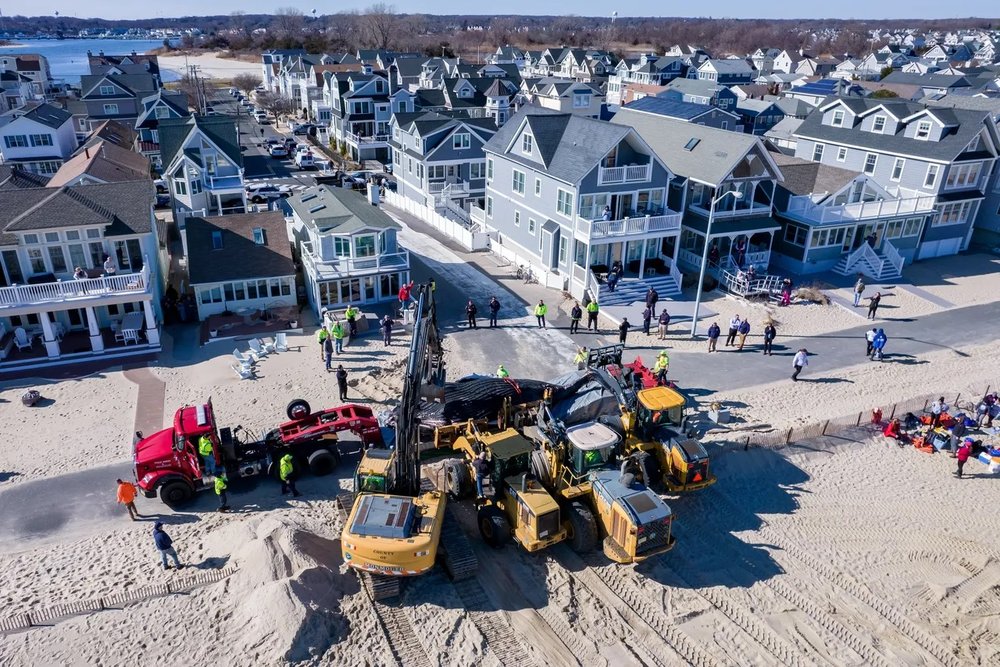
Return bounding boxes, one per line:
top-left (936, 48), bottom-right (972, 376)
top-left (956, 438), bottom-right (972, 478)
top-left (397, 281), bottom-right (414, 312)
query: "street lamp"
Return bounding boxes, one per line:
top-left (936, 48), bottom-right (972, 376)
top-left (690, 189), bottom-right (743, 337)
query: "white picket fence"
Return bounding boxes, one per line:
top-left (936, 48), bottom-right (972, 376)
top-left (382, 190), bottom-right (490, 251)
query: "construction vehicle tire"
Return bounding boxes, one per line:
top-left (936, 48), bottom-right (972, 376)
top-left (477, 506), bottom-right (511, 548)
top-left (307, 448), bottom-right (338, 476)
top-left (530, 449), bottom-right (551, 483)
top-left (635, 450), bottom-right (662, 489)
top-left (444, 459), bottom-right (470, 498)
top-left (159, 480), bottom-right (194, 507)
top-left (286, 399), bottom-right (311, 421)
top-left (567, 501), bottom-right (598, 553)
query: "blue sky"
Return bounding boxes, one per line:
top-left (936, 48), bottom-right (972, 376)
top-left (4, 1), bottom-right (998, 20)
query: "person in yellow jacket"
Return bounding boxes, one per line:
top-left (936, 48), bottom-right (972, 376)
top-left (534, 300), bottom-right (548, 328)
top-left (279, 453), bottom-right (301, 497)
top-left (586, 300), bottom-right (599, 331)
top-left (215, 475), bottom-right (230, 512)
top-left (316, 326), bottom-right (329, 360)
top-left (496, 364), bottom-right (509, 379)
top-left (653, 351), bottom-right (669, 386)
top-left (198, 434), bottom-right (217, 477)
top-left (330, 320), bottom-right (345, 355)
top-left (574, 347), bottom-right (588, 370)
top-left (344, 304), bottom-right (360, 337)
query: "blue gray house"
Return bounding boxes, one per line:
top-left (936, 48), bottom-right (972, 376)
top-left (621, 97), bottom-right (742, 131)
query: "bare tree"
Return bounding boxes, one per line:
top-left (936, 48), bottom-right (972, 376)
top-left (255, 91), bottom-right (296, 124)
top-left (274, 7), bottom-right (305, 37)
top-left (362, 3), bottom-right (396, 51)
top-left (232, 73), bottom-right (262, 96)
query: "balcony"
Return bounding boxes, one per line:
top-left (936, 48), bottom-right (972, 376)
top-left (783, 194), bottom-right (937, 225)
top-left (597, 163), bottom-right (652, 185)
top-left (428, 179), bottom-right (470, 195)
top-left (301, 242), bottom-right (410, 282)
top-left (577, 211), bottom-right (682, 240)
top-left (205, 174), bottom-right (245, 193)
top-left (689, 201), bottom-right (772, 219)
top-left (345, 132), bottom-right (389, 146)
top-left (470, 205), bottom-right (486, 225)
top-left (0, 266), bottom-right (151, 312)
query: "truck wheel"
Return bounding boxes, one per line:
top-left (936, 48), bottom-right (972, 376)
top-left (478, 506), bottom-right (510, 549)
top-left (444, 459), bottom-right (470, 498)
top-left (286, 399), bottom-right (311, 421)
top-left (159, 480), bottom-right (194, 507)
top-left (307, 448), bottom-right (338, 476)
top-left (567, 501), bottom-right (598, 553)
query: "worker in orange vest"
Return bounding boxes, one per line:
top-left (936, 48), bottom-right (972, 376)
top-left (116, 478), bottom-right (142, 521)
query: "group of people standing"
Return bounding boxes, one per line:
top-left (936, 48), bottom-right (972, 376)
top-left (854, 275), bottom-right (882, 319)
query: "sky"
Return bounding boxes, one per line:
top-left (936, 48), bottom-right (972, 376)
top-left (2, 2), bottom-right (998, 21)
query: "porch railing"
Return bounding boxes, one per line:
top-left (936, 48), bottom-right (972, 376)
top-left (843, 242), bottom-right (886, 278)
top-left (0, 266), bottom-right (150, 309)
top-left (784, 194), bottom-right (937, 224)
top-left (597, 163), bottom-right (652, 185)
top-left (345, 132), bottom-right (389, 145)
top-left (578, 211), bottom-right (682, 239)
top-left (744, 250), bottom-right (770, 268)
top-left (470, 204), bottom-right (486, 225)
top-left (301, 242), bottom-right (410, 276)
top-left (689, 202), bottom-right (771, 219)
top-left (883, 240), bottom-right (904, 275)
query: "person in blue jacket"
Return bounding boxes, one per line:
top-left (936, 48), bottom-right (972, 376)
top-left (871, 328), bottom-right (887, 361)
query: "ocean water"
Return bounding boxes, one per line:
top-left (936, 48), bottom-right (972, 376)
top-left (0, 39), bottom-right (181, 84)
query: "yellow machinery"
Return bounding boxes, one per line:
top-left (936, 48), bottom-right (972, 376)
top-left (588, 345), bottom-right (716, 493)
top-left (338, 289), bottom-right (476, 600)
top-left (446, 421), bottom-right (568, 552)
top-left (524, 410), bottom-right (676, 563)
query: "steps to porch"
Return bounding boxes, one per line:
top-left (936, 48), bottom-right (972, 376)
top-left (833, 242), bottom-right (904, 282)
top-left (593, 272), bottom-right (682, 308)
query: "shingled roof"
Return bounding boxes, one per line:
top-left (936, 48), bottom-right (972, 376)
top-left (186, 211), bottom-right (293, 285)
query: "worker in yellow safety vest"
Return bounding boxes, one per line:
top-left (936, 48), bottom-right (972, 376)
top-left (653, 351), bottom-right (669, 386)
top-left (497, 364), bottom-right (509, 379)
top-left (279, 453), bottom-right (301, 497)
top-left (215, 475), bottom-right (230, 512)
top-left (330, 320), bottom-right (345, 355)
top-left (574, 347), bottom-right (588, 370)
top-left (586, 300), bottom-right (599, 331)
top-left (344, 305), bottom-right (360, 337)
top-left (534, 300), bottom-right (548, 328)
top-left (198, 435), bottom-right (217, 477)
top-left (316, 326), bottom-right (328, 359)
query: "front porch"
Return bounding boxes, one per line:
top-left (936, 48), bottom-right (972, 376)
top-left (676, 217), bottom-right (779, 276)
top-left (569, 233), bottom-right (685, 304)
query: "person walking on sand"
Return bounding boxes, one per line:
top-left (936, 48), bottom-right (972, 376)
top-left (466, 299), bottom-right (478, 329)
top-left (586, 300), bottom-right (599, 331)
top-left (488, 296), bottom-right (501, 328)
top-left (336, 365), bottom-right (349, 402)
top-left (871, 328), bottom-right (887, 361)
top-left (737, 318), bottom-right (751, 351)
top-left (726, 315), bottom-right (741, 347)
top-left (645, 287), bottom-right (659, 318)
top-left (323, 334), bottom-right (334, 371)
top-left (534, 300), bottom-right (548, 328)
top-left (618, 317), bottom-right (631, 344)
top-left (853, 274), bottom-right (865, 307)
top-left (707, 322), bottom-right (721, 352)
top-left (642, 306), bottom-right (653, 336)
top-left (215, 474), bottom-right (230, 512)
top-left (657, 310), bottom-right (670, 339)
top-left (792, 348), bottom-right (808, 381)
top-left (867, 292), bottom-right (881, 320)
top-left (930, 397), bottom-right (949, 428)
top-left (316, 325), bottom-right (329, 360)
top-left (153, 522), bottom-right (183, 571)
top-left (381, 315), bottom-right (393, 346)
top-left (570, 302), bottom-right (582, 334)
top-left (763, 322), bottom-right (776, 356)
top-left (949, 416), bottom-right (967, 458)
top-left (956, 438), bottom-right (972, 478)
top-left (331, 320), bottom-right (345, 355)
top-left (279, 453), bottom-right (302, 497)
top-left (116, 478), bottom-right (142, 521)
top-left (865, 327), bottom-right (877, 357)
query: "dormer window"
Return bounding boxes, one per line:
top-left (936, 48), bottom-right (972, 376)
top-left (453, 133), bottom-right (470, 150)
top-left (154, 106), bottom-right (170, 119)
top-left (522, 133), bottom-right (533, 154)
top-left (100, 85), bottom-right (115, 96)
top-left (831, 109), bottom-right (845, 127)
top-left (916, 120), bottom-right (932, 140)
top-left (872, 116), bottom-right (886, 133)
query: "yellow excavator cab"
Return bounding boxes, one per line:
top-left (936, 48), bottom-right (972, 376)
top-left (637, 385), bottom-right (686, 413)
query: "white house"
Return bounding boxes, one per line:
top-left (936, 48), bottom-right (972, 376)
top-left (158, 115), bottom-right (246, 219)
top-left (0, 102), bottom-right (78, 176)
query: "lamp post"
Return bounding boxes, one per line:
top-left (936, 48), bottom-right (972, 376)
top-left (690, 189), bottom-right (743, 337)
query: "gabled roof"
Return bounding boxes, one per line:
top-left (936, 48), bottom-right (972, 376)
top-left (764, 116), bottom-right (804, 141)
top-left (287, 186), bottom-right (401, 234)
top-left (613, 107), bottom-right (781, 186)
top-left (186, 211), bottom-right (293, 285)
top-left (700, 58), bottom-right (755, 74)
top-left (87, 52), bottom-right (160, 77)
top-left (0, 164), bottom-right (49, 191)
top-left (2, 102), bottom-right (72, 130)
top-left (135, 90), bottom-right (190, 129)
top-left (86, 119), bottom-right (138, 150)
top-left (158, 116), bottom-right (243, 171)
top-left (0, 181), bottom-right (153, 236)
top-left (80, 73), bottom-right (158, 99)
top-left (484, 108), bottom-right (637, 184)
top-left (664, 78), bottom-right (731, 98)
top-left (622, 97), bottom-right (731, 121)
top-left (47, 139), bottom-right (150, 187)
top-left (768, 150), bottom-right (859, 197)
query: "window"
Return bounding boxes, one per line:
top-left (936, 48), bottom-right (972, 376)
top-left (174, 180), bottom-right (187, 196)
top-left (99, 85), bottom-right (115, 96)
top-left (783, 223), bottom-right (808, 246)
top-left (809, 227), bottom-right (847, 248)
top-left (354, 235), bottom-right (375, 258)
top-left (836, 147), bottom-right (847, 162)
top-left (427, 165), bottom-right (444, 180)
top-left (154, 106), bottom-right (170, 119)
top-left (103, 104), bottom-right (119, 114)
top-left (915, 120), bottom-right (932, 140)
top-left (407, 157), bottom-right (413, 174)
top-left (27, 247), bottom-right (46, 273)
top-left (486, 157), bottom-right (493, 181)
top-left (470, 163), bottom-right (484, 180)
top-left (923, 164), bottom-right (939, 189)
top-left (534, 178), bottom-right (541, 196)
top-left (29, 134), bottom-right (53, 147)
top-left (831, 109), bottom-right (845, 127)
top-left (86, 228), bottom-right (101, 239)
top-left (558, 236), bottom-right (568, 264)
top-left (556, 189), bottom-right (573, 217)
top-left (45, 232), bottom-right (59, 243)
top-left (252, 228), bottom-right (266, 245)
top-left (200, 287), bottom-right (223, 304)
top-left (3, 135), bottom-right (28, 148)
top-left (573, 93), bottom-right (589, 108)
top-left (903, 218), bottom-right (922, 237)
top-left (452, 133), bottom-right (470, 150)
top-left (416, 164), bottom-right (424, 180)
top-left (66, 230), bottom-right (80, 241)
top-left (211, 231), bottom-right (223, 250)
top-left (512, 169), bottom-right (525, 195)
top-left (891, 158), bottom-right (905, 182)
top-left (522, 133), bottom-right (533, 154)
top-left (944, 163), bottom-right (983, 190)
top-left (334, 237), bottom-right (351, 257)
top-left (872, 116), bottom-right (886, 133)
top-left (721, 121), bottom-right (728, 130)
top-left (528, 218), bottom-right (536, 235)
top-left (513, 210), bottom-right (520, 227)
top-left (863, 153), bottom-right (878, 175)
top-left (812, 143), bottom-right (825, 162)
top-left (486, 196), bottom-right (493, 218)
top-left (932, 201), bottom-right (974, 227)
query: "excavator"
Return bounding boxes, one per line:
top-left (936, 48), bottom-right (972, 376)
top-left (585, 344), bottom-right (716, 494)
top-left (338, 288), bottom-right (476, 600)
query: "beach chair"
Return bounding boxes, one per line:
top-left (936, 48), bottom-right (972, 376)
top-left (232, 362), bottom-right (255, 380)
top-left (260, 337), bottom-right (277, 354)
top-left (233, 348), bottom-right (256, 366)
top-left (248, 338), bottom-right (269, 358)
top-left (275, 332), bottom-right (289, 352)
top-left (14, 327), bottom-right (34, 351)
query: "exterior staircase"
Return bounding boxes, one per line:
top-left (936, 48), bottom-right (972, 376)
top-left (833, 241), bottom-right (904, 282)
top-left (594, 272), bottom-right (682, 308)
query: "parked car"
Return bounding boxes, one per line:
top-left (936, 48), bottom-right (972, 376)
top-left (245, 184), bottom-right (292, 203)
top-left (268, 145), bottom-right (289, 158)
top-left (345, 171), bottom-right (373, 185)
top-left (292, 123), bottom-right (315, 136)
top-left (228, 87), bottom-right (238, 96)
top-left (263, 137), bottom-right (281, 148)
top-left (155, 193), bottom-right (171, 208)
top-left (153, 178), bottom-right (168, 194)
top-left (256, 113), bottom-right (271, 125)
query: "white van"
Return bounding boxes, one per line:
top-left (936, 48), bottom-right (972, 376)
top-left (294, 151), bottom-right (316, 169)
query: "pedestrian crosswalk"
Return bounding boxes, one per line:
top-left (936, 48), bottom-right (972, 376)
top-left (243, 177), bottom-right (311, 192)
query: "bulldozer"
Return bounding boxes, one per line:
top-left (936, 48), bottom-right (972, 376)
top-left (587, 344), bottom-right (716, 494)
top-left (521, 407), bottom-right (676, 563)
top-left (338, 288), bottom-right (476, 600)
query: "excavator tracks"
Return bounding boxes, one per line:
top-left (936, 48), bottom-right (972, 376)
top-left (439, 505), bottom-right (478, 581)
top-left (373, 598), bottom-right (432, 667)
top-left (451, 578), bottom-right (535, 667)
